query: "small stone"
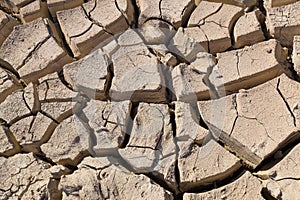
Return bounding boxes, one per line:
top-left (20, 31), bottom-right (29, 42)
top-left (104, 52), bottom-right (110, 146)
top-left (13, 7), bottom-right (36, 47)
top-left (266, 179), bottom-right (282, 199)
top-left (163, 53), bottom-right (178, 67)
top-left (49, 165), bottom-right (72, 179)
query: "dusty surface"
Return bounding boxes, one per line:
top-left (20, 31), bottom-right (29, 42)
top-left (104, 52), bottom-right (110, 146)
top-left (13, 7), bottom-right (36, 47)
top-left (0, 0), bottom-right (299, 199)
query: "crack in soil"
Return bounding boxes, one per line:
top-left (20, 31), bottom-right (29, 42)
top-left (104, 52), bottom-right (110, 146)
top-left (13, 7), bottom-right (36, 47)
top-left (276, 78), bottom-right (297, 127)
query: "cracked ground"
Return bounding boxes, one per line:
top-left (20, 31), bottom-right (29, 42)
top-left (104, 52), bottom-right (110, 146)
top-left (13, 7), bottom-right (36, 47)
top-left (0, 0), bottom-right (300, 199)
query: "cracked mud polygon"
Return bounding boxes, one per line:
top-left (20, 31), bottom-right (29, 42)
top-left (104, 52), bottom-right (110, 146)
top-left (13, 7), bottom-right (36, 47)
top-left (0, 0), bottom-right (299, 199)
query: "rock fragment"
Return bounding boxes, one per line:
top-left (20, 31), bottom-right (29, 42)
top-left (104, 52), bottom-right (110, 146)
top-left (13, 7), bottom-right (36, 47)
top-left (258, 144), bottom-right (300, 199)
top-left (175, 102), bottom-right (208, 142)
top-left (0, 18), bottom-right (49, 68)
top-left (168, 27), bottom-right (205, 63)
top-left (37, 73), bottom-right (77, 118)
top-left (8, 73), bottom-right (77, 146)
top-left (183, 27), bottom-right (209, 52)
top-left (10, 113), bottom-right (52, 146)
top-left (0, 87), bottom-right (34, 123)
top-left (18, 37), bottom-right (70, 78)
top-left (57, 5), bottom-right (102, 57)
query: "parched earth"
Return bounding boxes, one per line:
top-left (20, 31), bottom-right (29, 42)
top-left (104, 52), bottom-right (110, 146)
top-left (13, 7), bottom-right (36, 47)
top-left (0, 0), bottom-right (300, 199)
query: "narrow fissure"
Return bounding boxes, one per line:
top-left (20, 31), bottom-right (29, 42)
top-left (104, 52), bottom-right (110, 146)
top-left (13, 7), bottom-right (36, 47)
top-left (190, 102), bottom-right (208, 130)
top-left (39, 0), bottom-right (75, 58)
top-left (114, 0), bottom-right (130, 27)
top-left (81, 1), bottom-right (114, 36)
top-left (144, 17), bottom-right (178, 30)
top-left (285, 49), bottom-right (300, 82)
top-left (190, 4), bottom-right (223, 28)
top-left (131, 0), bottom-right (140, 28)
top-left (158, 0), bottom-right (163, 19)
top-left (261, 187), bottom-right (278, 200)
top-left (203, 65), bottom-right (220, 99)
top-left (162, 63), bottom-right (177, 103)
top-left (104, 60), bottom-right (114, 100)
top-left (119, 101), bottom-right (139, 148)
top-left (168, 103), bottom-right (181, 195)
top-left (276, 78), bottom-right (297, 127)
top-left (38, 108), bottom-right (73, 144)
top-left (208, 121), bottom-right (262, 169)
top-left (69, 24), bottom-right (94, 39)
top-left (181, 0), bottom-right (197, 28)
top-left (254, 131), bottom-right (300, 172)
top-left (229, 11), bottom-right (244, 48)
top-left (0, 58), bottom-right (26, 87)
top-left (16, 36), bottom-right (50, 70)
top-left (257, 0), bottom-right (271, 41)
top-left (57, 70), bottom-right (74, 91)
top-left (33, 151), bottom-right (57, 166)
